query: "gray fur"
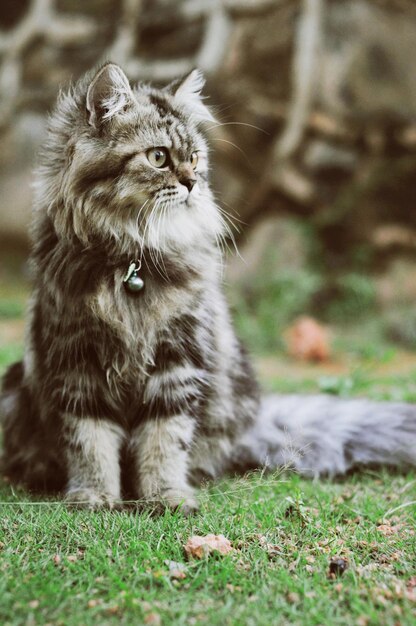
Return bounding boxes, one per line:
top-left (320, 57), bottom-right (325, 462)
top-left (0, 63), bottom-right (415, 511)
top-left (233, 394), bottom-right (416, 477)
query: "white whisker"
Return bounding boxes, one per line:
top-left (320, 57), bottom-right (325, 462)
top-left (206, 121), bottom-right (269, 135)
top-left (210, 137), bottom-right (252, 165)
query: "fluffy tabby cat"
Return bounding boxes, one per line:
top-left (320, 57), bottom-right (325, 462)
top-left (1, 64), bottom-right (415, 512)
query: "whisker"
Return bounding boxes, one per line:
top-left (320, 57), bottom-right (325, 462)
top-left (210, 137), bottom-right (251, 165)
top-left (154, 199), bottom-right (170, 279)
top-left (135, 198), bottom-right (150, 255)
top-left (212, 194), bottom-right (246, 225)
top-left (206, 121), bottom-right (269, 135)
top-left (216, 205), bottom-right (242, 233)
top-left (214, 207), bottom-right (243, 261)
top-left (146, 198), bottom-right (170, 282)
top-left (139, 198), bottom-right (156, 266)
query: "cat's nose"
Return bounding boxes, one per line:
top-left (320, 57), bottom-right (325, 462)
top-left (180, 177), bottom-right (197, 192)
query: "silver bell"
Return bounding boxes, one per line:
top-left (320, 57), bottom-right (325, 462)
top-left (125, 272), bottom-right (144, 292)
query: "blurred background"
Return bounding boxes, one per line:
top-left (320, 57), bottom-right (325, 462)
top-left (2, 0), bottom-right (416, 395)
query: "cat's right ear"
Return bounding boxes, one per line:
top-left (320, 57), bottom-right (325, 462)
top-left (86, 63), bottom-right (135, 129)
top-left (165, 69), bottom-right (215, 124)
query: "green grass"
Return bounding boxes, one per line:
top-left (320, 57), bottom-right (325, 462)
top-left (0, 472), bottom-right (415, 626)
top-left (263, 365), bottom-right (416, 403)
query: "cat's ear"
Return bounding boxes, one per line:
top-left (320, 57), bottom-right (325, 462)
top-left (86, 63), bottom-right (135, 128)
top-left (167, 69), bottom-right (215, 124)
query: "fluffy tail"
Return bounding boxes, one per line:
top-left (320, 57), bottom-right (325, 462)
top-left (233, 394), bottom-right (416, 477)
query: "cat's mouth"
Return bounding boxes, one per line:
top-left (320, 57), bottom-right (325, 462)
top-left (151, 187), bottom-right (193, 211)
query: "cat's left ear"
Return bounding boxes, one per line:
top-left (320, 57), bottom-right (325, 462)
top-left (86, 63), bottom-right (135, 128)
top-left (167, 69), bottom-right (215, 124)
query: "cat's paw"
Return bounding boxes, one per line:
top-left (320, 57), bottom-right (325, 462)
top-left (64, 488), bottom-right (119, 510)
top-left (161, 489), bottom-right (199, 516)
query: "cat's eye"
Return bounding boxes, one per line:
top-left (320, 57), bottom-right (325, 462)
top-left (190, 152), bottom-right (199, 169)
top-left (147, 147), bottom-right (170, 168)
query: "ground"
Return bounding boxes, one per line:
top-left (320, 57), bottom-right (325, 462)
top-left (0, 288), bottom-right (415, 626)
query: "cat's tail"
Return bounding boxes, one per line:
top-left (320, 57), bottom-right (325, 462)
top-left (232, 394), bottom-right (416, 477)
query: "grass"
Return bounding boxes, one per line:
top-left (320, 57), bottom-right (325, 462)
top-left (0, 289), bottom-right (415, 625)
top-left (0, 471), bottom-right (415, 625)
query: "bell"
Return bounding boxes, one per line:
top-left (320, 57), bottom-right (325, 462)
top-left (124, 271), bottom-right (144, 293)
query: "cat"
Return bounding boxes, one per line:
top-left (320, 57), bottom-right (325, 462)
top-left (0, 63), bottom-right (415, 512)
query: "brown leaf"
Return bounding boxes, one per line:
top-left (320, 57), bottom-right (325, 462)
top-left (28, 600), bottom-right (39, 609)
top-left (377, 523), bottom-right (402, 536)
top-left (184, 534), bottom-right (232, 559)
top-left (284, 316), bottom-right (331, 362)
top-left (144, 613), bottom-right (161, 625)
top-left (287, 592), bottom-right (300, 604)
top-left (106, 606), bottom-right (119, 615)
top-left (407, 576), bottom-right (416, 590)
top-left (87, 599), bottom-right (100, 608)
top-left (405, 577), bottom-right (416, 602)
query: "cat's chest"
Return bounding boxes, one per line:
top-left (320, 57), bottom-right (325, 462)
top-left (89, 269), bottom-right (197, 362)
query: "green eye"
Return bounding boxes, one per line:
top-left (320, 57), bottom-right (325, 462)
top-left (147, 147), bottom-right (169, 168)
top-left (190, 151), bottom-right (198, 169)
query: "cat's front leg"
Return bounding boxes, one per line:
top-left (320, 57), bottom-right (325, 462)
top-left (63, 415), bottom-right (125, 510)
top-left (131, 414), bottom-right (197, 514)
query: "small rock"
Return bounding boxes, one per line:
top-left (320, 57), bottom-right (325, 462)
top-left (328, 557), bottom-right (349, 578)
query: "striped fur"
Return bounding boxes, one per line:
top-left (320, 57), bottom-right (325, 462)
top-left (1, 63), bottom-right (415, 511)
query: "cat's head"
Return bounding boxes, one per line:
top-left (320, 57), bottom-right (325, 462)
top-left (37, 63), bottom-right (224, 255)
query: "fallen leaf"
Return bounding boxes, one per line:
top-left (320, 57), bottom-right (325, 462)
top-left (53, 554), bottom-right (61, 565)
top-left (284, 316), bottom-right (331, 362)
top-left (406, 577), bottom-right (416, 602)
top-left (106, 606), bottom-right (119, 615)
top-left (28, 600), bottom-right (39, 609)
top-left (287, 592), bottom-right (300, 604)
top-left (144, 613), bottom-right (161, 625)
top-left (377, 523), bottom-right (402, 536)
top-left (87, 599), bottom-right (100, 608)
top-left (407, 576), bottom-right (416, 590)
top-left (184, 534), bottom-right (232, 559)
